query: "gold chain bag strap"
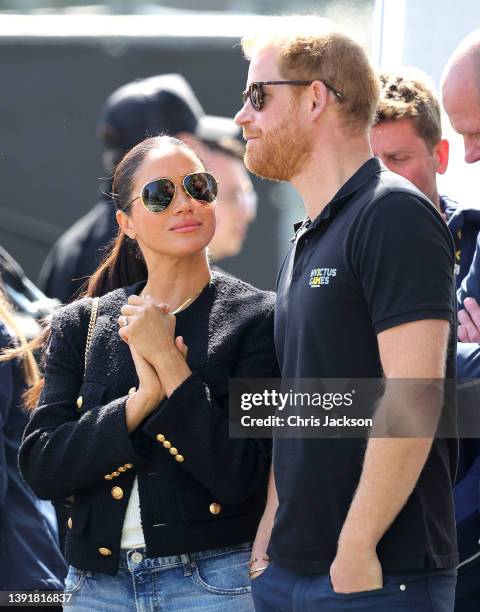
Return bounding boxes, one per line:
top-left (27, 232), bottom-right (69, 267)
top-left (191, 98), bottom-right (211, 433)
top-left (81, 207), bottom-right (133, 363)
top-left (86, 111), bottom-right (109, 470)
top-left (84, 296), bottom-right (100, 374)
top-left (76, 297), bottom-right (99, 411)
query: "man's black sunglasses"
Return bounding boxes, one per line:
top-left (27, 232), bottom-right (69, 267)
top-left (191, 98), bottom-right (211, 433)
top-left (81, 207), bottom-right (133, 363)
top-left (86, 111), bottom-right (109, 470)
top-left (125, 172), bottom-right (218, 213)
top-left (241, 80), bottom-right (344, 111)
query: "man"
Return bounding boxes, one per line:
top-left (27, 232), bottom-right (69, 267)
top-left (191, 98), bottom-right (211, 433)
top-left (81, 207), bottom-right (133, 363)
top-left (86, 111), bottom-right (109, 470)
top-left (235, 25), bottom-right (457, 611)
top-left (443, 31), bottom-right (480, 335)
top-left (371, 70), bottom-right (480, 288)
top-left (39, 74), bottom-right (256, 303)
top-left (442, 31), bottom-right (480, 611)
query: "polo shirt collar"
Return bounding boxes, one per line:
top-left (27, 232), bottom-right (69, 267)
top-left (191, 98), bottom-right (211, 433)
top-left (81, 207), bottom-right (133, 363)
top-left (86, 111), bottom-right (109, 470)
top-left (291, 157), bottom-right (384, 240)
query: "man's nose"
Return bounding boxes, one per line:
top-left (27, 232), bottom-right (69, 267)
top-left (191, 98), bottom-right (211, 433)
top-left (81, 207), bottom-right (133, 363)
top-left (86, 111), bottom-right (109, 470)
top-left (234, 101), bottom-right (252, 127)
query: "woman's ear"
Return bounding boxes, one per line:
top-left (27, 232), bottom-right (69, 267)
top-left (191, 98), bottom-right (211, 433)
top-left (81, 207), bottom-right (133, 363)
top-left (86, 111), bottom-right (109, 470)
top-left (116, 209), bottom-right (136, 239)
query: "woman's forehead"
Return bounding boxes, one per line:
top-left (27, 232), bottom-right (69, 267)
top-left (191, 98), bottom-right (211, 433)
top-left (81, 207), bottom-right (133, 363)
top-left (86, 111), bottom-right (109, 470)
top-left (136, 146), bottom-right (203, 180)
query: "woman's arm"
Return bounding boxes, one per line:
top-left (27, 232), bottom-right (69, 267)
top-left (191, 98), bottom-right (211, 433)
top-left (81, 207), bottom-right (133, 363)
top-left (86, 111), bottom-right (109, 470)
top-left (19, 303), bottom-right (149, 500)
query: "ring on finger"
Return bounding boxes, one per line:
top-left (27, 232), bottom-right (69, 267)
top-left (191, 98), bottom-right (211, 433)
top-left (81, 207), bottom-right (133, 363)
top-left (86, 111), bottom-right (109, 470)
top-left (120, 315), bottom-right (128, 327)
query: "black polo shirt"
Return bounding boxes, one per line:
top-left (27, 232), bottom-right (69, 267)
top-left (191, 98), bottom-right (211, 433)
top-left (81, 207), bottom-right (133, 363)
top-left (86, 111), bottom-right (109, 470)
top-left (270, 157), bottom-right (458, 574)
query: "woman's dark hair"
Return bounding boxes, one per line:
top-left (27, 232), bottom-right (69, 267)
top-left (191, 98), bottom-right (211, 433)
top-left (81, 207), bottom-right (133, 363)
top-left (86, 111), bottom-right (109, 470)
top-left (0, 135), bottom-right (205, 409)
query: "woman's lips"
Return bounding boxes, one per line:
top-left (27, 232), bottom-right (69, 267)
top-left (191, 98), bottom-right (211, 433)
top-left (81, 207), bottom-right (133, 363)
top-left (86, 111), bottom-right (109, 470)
top-left (170, 221), bottom-right (202, 233)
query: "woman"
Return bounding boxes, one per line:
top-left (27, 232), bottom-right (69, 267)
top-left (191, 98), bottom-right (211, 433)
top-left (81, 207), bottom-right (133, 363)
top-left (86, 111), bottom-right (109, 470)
top-left (18, 136), bottom-right (278, 611)
top-left (0, 285), bottom-right (67, 590)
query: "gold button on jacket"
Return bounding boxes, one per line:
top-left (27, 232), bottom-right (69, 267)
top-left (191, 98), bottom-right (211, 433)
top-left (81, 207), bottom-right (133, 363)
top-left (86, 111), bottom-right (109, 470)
top-left (76, 396), bottom-right (83, 409)
top-left (209, 502), bottom-right (221, 515)
top-left (98, 547), bottom-right (112, 556)
top-left (67, 517), bottom-right (73, 529)
top-left (111, 486), bottom-right (124, 500)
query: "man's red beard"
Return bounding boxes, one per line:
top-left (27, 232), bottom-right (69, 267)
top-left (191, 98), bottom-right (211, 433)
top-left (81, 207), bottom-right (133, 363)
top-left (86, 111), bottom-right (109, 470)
top-left (244, 110), bottom-right (313, 182)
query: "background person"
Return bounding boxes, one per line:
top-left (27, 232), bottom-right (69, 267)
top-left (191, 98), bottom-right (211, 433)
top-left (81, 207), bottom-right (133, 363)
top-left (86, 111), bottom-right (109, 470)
top-left (206, 148), bottom-right (257, 264)
top-left (442, 30), bottom-right (480, 612)
top-left (18, 135), bottom-right (279, 611)
top-left (0, 285), bottom-right (66, 591)
top-left (371, 70), bottom-right (480, 288)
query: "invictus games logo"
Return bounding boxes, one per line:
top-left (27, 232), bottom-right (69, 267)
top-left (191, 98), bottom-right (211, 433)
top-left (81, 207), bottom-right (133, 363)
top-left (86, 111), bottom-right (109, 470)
top-left (309, 267), bottom-right (337, 287)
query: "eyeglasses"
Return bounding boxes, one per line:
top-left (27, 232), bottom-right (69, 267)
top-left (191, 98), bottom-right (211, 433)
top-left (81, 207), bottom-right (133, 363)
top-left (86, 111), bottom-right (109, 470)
top-left (125, 172), bottom-right (218, 213)
top-left (241, 80), bottom-right (344, 111)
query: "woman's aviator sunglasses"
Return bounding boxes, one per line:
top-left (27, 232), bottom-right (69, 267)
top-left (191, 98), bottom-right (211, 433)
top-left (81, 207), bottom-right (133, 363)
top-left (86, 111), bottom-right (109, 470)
top-left (241, 80), bottom-right (344, 111)
top-left (125, 172), bottom-right (218, 213)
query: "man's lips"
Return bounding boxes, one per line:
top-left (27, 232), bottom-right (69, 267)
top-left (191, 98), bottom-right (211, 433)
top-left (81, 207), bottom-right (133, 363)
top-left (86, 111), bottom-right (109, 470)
top-left (170, 220), bottom-right (202, 232)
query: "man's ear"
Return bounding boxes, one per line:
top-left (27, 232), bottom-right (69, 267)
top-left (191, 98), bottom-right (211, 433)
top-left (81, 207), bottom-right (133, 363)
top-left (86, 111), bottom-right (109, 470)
top-left (434, 139), bottom-right (449, 175)
top-left (309, 81), bottom-right (330, 120)
top-left (116, 209), bottom-right (135, 239)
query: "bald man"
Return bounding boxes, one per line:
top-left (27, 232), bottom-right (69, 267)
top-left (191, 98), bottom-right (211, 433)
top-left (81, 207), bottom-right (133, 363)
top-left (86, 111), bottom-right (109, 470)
top-left (443, 31), bottom-right (480, 330)
top-left (442, 32), bottom-right (480, 165)
top-left (442, 32), bottom-right (480, 612)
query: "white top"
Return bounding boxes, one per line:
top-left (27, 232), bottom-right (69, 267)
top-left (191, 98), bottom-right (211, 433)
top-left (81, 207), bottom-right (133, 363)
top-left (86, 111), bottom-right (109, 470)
top-left (120, 476), bottom-right (145, 549)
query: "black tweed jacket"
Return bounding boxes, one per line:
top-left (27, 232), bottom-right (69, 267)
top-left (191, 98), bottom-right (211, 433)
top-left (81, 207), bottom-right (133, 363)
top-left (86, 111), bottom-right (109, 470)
top-left (19, 272), bottom-right (279, 575)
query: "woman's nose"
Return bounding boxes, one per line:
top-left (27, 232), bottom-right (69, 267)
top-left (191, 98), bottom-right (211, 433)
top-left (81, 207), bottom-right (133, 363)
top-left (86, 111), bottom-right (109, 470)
top-left (171, 186), bottom-right (195, 213)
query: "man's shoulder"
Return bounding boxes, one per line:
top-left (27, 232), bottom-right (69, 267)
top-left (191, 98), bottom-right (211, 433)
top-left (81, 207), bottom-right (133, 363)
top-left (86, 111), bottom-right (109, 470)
top-left (371, 168), bottom-right (433, 207)
top-left (355, 168), bottom-right (443, 227)
top-left (442, 194), bottom-right (480, 227)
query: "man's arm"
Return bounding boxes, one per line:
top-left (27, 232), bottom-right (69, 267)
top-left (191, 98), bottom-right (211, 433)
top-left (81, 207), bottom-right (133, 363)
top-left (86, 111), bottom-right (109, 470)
top-left (249, 467), bottom-right (278, 579)
top-left (330, 318), bottom-right (450, 594)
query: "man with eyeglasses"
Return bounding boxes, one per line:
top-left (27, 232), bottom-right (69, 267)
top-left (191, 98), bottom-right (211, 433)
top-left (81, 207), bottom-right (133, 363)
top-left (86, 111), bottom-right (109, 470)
top-left (235, 24), bottom-right (458, 611)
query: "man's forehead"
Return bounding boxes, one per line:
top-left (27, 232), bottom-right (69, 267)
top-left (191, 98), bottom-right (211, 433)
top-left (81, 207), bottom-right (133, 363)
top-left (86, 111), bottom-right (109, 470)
top-left (371, 120), bottom-right (423, 151)
top-left (247, 47), bottom-right (281, 84)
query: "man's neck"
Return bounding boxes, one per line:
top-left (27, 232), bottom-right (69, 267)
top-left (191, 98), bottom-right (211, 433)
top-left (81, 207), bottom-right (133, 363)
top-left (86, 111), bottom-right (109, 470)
top-left (431, 188), bottom-right (441, 213)
top-left (291, 135), bottom-right (373, 221)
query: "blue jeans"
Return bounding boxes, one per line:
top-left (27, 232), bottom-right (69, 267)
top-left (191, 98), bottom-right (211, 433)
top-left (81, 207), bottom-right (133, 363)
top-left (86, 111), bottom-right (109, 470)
top-left (64, 542), bottom-right (254, 611)
top-left (251, 562), bottom-right (457, 611)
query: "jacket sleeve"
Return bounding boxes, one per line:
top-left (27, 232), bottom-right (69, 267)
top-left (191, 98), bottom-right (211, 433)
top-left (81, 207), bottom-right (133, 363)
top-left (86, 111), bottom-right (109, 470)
top-left (142, 301), bottom-right (279, 506)
top-left (19, 301), bottom-right (148, 500)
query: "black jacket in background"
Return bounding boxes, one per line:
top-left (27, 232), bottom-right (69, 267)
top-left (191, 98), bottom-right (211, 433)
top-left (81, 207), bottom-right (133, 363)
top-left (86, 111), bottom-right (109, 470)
top-left (19, 272), bottom-right (279, 575)
top-left (38, 190), bottom-right (118, 304)
top-left (0, 322), bottom-right (67, 589)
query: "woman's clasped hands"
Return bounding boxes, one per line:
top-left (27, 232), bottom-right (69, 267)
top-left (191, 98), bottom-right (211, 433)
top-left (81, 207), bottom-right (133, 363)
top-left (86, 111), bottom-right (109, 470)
top-left (117, 294), bottom-right (191, 432)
